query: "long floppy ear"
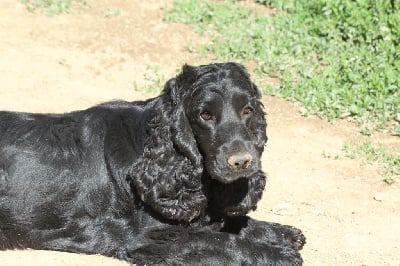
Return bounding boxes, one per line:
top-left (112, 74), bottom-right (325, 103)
top-left (128, 69), bottom-right (206, 222)
top-left (163, 77), bottom-right (203, 172)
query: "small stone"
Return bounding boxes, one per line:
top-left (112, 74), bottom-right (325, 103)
top-left (373, 193), bottom-right (383, 202)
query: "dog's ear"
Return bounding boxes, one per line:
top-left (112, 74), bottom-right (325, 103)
top-left (251, 81), bottom-right (262, 99)
top-left (163, 78), bottom-right (180, 105)
top-left (128, 73), bottom-right (206, 222)
top-left (163, 73), bottom-right (203, 170)
top-left (129, 70), bottom-right (206, 222)
top-left (163, 64), bottom-right (198, 104)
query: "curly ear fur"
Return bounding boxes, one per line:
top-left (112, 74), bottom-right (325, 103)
top-left (128, 76), bottom-right (206, 222)
top-left (164, 77), bottom-right (203, 171)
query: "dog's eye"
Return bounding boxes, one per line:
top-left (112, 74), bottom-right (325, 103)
top-left (243, 106), bottom-right (253, 115)
top-left (200, 112), bottom-right (214, 121)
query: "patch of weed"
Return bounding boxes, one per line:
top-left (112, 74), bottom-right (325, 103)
top-left (343, 141), bottom-right (400, 184)
top-left (21, 0), bottom-right (87, 15)
top-left (322, 150), bottom-right (340, 160)
top-left (101, 7), bottom-right (120, 18)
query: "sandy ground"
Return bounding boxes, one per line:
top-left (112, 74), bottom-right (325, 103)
top-left (0, 0), bottom-right (399, 265)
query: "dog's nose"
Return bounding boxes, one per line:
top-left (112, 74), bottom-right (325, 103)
top-left (227, 152), bottom-right (253, 170)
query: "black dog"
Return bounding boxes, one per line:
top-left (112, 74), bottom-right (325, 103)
top-left (0, 63), bottom-right (305, 265)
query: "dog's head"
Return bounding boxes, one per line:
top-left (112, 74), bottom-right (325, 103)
top-left (165, 62), bottom-right (267, 184)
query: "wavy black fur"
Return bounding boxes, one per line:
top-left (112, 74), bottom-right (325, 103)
top-left (0, 62), bottom-right (305, 265)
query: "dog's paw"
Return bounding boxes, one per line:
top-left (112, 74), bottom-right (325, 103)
top-left (271, 223), bottom-right (306, 251)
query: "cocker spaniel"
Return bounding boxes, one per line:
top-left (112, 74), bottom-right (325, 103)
top-left (0, 62), bottom-right (305, 265)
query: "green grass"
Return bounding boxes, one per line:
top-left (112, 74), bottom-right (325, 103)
top-left (322, 150), bottom-right (340, 160)
top-left (164, 0), bottom-right (400, 135)
top-left (21, 0), bottom-right (87, 15)
top-left (343, 141), bottom-right (400, 184)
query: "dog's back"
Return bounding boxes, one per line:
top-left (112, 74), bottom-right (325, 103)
top-left (0, 101), bottom-right (150, 250)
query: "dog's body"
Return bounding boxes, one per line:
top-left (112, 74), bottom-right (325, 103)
top-left (0, 63), bottom-right (305, 265)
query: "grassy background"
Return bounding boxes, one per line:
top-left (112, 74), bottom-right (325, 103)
top-left (165, 0), bottom-right (400, 136)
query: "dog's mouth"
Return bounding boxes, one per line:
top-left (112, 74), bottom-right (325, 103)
top-left (206, 160), bottom-right (260, 184)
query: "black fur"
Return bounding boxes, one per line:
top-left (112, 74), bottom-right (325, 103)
top-left (0, 63), bottom-right (305, 265)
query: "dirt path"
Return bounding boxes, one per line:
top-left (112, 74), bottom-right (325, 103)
top-left (0, 0), bottom-right (399, 265)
